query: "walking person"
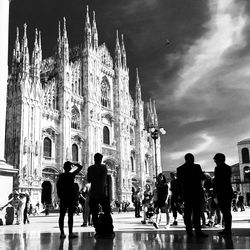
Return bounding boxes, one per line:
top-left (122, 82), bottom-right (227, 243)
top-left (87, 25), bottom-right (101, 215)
top-left (133, 187), bottom-right (142, 218)
top-left (169, 172), bottom-right (180, 226)
top-left (23, 192), bottom-right (30, 224)
top-left (57, 161), bottom-right (83, 239)
top-left (141, 184), bottom-right (152, 224)
top-left (81, 183), bottom-right (91, 227)
top-left (213, 153), bottom-right (233, 235)
top-left (153, 173), bottom-right (170, 229)
top-left (177, 153), bottom-right (208, 237)
top-left (87, 153), bottom-right (114, 238)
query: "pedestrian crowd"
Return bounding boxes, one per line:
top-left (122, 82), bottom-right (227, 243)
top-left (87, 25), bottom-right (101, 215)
top-left (0, 151), bottom-right (239, 240)
top-left (132, 152), bottom-right (235, 237)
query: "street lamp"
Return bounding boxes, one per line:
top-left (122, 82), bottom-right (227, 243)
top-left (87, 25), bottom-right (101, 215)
top-left (149, 127), bottom-right (166, 178)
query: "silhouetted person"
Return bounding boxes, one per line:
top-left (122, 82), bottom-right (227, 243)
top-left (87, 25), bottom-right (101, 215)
top-left (177, 153), bottom-right (207, 237)
top-left (87, 153), bottom-right (114, 238)
top-left (169, 172), bottom-right (180, 226)
top-left (57, 161), bottom-right (83, 239)
top-left (213, 153), bottom-right (233, 235)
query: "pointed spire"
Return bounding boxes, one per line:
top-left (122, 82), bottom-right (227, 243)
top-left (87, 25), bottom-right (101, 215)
top-left (92, 10), bottom-right (98, 49)
top-left (15, 27), bottom-right (20, 54)
top-left (21, 23), bottom-right (30, 76)
top-left (152, 100), bottom-right (158, 126)
top-left (38, 30), bottom-right (42, 62)
top-left (61, 17), bottom-right (69, 63)
top-left (135, 68), bottom-right (142, 102)
top-left (11, 27), bottom-right (21, 75)
top-left (63, 17), bottom-right (68, 39)
top-left (57, 21), bottom-right (62, 58)
top-left (115, 30), bottom-right (122, 68)
top-left (84, 5), bottom-right (92, 48)
top-left (121, 34), bottom-right (127, 68)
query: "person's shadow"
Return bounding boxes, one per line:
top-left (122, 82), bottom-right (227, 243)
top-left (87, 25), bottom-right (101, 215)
top-left (93, 237), bottom-right (114, 250)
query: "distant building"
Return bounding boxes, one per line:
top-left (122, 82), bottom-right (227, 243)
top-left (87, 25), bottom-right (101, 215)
top-left (5, 7), bottom-right (163, 205)
top-left (235, 139), bottom-right (250, 204)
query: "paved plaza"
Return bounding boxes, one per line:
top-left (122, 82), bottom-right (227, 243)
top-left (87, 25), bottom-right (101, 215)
top-left (0, 209), bottom-right (249, 249)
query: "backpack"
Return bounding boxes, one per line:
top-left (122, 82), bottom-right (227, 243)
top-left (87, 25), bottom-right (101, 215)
top-left (96, 212), bottom-right (114, 236)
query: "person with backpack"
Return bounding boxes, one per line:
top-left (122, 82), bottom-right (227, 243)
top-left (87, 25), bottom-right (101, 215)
top-left (57, 161), bottom-right (83, 239)
top-left (87, 153), bottom-right (114, 238)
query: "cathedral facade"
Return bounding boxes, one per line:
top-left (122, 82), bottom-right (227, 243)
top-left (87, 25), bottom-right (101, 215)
top-left (5, 7), bottom-right (163, 205)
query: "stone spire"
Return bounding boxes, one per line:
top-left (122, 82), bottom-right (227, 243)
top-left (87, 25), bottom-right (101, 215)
top-left (62, 17), bottom-right (69, 63)
top-left (84, 5), bottom-right (92, 48)
top-left (57, 20), bottom-right (61, 57)
top-left (152, 99), bottom-right (158, 127)
top-left (135, 68), bottom-right (142, 102)
top-left (115, 30), bottom-right (122, 68)
top-left (21, 23), bottom-right (30, 77)
top-left (31, 28), bottom-right (40, 79)
top-left (38, 30), bottom-right (42, 62)
top-left (92, 11), bottom-right (98, 50)
top-left (11, 27), bottom-right (20, 75)
top-left (121, 34), bottom-right (127, 69)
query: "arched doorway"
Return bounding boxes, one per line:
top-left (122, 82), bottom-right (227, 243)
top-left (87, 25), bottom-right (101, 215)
top-left (41, 181), bottom-right (52, 205)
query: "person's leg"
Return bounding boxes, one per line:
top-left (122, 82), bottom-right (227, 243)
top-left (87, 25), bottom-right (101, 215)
top-left (165, 204), bottom-right (170, 227)
top-left (89, 198), bottom-right (99, 231)
top-left (59, 204), bottom-right (67, 237)
top-left (83, 200), bottom-right (90, 226)
top-left (171, 197), bottom-right (178, 225)
top-left (183, 201), bottom-right (193, 236)
top-left (219, 198), bottom-right (232, 233)
top-left (193, 200), bottom-right (202, 234)
top-left (68, 205), bottom-right (77, 237)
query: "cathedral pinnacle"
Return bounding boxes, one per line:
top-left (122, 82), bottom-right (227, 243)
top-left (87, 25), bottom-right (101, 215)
top-left (92, 10), bottom-right (98, 49)
top-left (84, 5), bottom-right (92, 48)
top-left (135, 68), bottom-right (142, 102)
top-left (121, 34), bottom-right (127, 69)
top-left (115, 30), bottom-right (122, 68)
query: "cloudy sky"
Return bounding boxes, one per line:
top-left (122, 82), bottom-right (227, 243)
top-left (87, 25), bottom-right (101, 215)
top-left (8, 0), bottom-right (250, 171)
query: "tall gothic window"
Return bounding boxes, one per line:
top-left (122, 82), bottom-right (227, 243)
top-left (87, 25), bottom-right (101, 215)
top-left (145, 160), bottom-right (148, 174)
top-left (72, 144), bottom-right (78, 162)
top-left (103, 126), bottom-right (110, 145)
top-left (71, 106), bottom-right (80, 130)
top-left (101, 77), bottom-right (110, 108)
top-left (43, 137), bottom-right (52, 157)
top-left (242, 148), bottom-right (250, 163)
top-left (131, 156), bottom-right (135, 172)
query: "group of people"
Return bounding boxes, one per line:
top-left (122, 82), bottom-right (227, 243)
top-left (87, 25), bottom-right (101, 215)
top-left (56, 153), bottom-right (114, 239)
top-left (134, 152), bottom-right (233, 238)
top-left (0, 191), bottom-right (30, 225)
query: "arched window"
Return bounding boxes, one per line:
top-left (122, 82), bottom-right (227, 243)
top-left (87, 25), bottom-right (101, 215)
top-left (43, 137), bottom-right (52, 157)
top-left (101, 77), bottom-right (110, 108)
top-left (244, 166), bottom-right (250, 182)
top-left (131, 156), bottom-right (135, 172)
top-left (71, 106), bottom-right (80, 130)
top-left (103, 126), bottom-right (110, 145)
top-left (242, 148), bottom-right (250, 163)
top-left (72, 144), bottom-right (78, 162)
top-left (145, 160), bottom-right (148, 174)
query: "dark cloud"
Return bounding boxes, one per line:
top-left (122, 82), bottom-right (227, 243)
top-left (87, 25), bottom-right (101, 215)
top-left (8, 0), bottom-right (250, 171)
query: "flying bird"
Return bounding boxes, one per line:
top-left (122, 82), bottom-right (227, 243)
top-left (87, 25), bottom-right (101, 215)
top-left (165, 39), bottom-right (171, 45)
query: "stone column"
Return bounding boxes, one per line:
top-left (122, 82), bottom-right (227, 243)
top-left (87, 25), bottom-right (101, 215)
top-left (0, 0), bottom-right (18, 206)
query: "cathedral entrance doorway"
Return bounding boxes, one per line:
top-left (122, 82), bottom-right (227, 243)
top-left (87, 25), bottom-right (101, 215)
top-left (41, 181), bottom-right (52, 205)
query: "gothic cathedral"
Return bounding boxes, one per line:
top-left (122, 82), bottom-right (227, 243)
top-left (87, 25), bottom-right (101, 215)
top-left (5, 6), bottom-right (163, 205)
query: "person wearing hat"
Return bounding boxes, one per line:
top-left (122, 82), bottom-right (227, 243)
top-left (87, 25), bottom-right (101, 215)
top-left (213, 153), bottom-right (233, 236)
top-left (0, 190), bottom-right (22, 225)
top-left (57, 161), bottom-right (83, 239)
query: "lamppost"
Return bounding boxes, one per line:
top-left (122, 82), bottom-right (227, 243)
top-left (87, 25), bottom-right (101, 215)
top-left (149, 127), bottom-right (166, 178)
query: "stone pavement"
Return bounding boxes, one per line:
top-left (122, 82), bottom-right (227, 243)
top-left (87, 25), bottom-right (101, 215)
top-left (0, 209), bottom-right (249, 249)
